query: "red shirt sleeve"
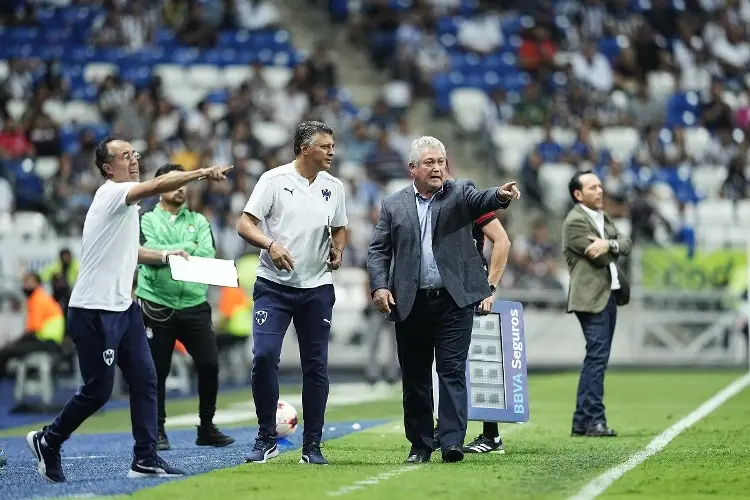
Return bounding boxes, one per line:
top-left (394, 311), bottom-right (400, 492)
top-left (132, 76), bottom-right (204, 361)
top-left (474, 212), bottom-right (496, 228)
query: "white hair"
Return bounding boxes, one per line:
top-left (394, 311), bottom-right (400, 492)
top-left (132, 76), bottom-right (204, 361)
top-left (408, 136), bottom-right (446, 166)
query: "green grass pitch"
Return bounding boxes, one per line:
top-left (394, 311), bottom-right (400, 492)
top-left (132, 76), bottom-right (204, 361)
top-left (2, 370), bottom-right (748, 499)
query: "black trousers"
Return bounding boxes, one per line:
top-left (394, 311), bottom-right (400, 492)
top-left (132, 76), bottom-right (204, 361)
top-left (139, 298), bottom-right (219, 428)
top-left (573, 293), bottom-right (617, 430)
top-left (395, 289), bottom-right (473, 453)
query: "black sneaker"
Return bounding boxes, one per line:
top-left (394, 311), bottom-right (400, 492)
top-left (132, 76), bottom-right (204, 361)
top-left (300, 441), bottom-right (328, 465)
top-left (127, 454), bottom-right (185, 478)
top-left (196, 423), bottom-right (235, 447)
top-left (26, 429), bottom-right (66, 483)
top-left (463, 434), bottom-right (504, 454)
top-left (157, 427), bottom-right (170, 451)
top-left (245, 431), bottom-right (278, 463)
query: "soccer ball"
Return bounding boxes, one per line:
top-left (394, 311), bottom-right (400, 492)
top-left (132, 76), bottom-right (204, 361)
top-left (276, 400), bottom-right (298, 438)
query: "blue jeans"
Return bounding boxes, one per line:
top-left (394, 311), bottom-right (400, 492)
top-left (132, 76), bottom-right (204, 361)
top-left (573, 294), bottom-right (617, 429)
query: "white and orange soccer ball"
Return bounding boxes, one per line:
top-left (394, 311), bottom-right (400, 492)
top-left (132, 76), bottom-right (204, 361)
top-left (276, 400), bottom-right (298, 438)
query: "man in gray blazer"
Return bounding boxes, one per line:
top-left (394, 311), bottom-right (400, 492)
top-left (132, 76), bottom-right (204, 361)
top-left (367, 136), bottom-right (520, 464)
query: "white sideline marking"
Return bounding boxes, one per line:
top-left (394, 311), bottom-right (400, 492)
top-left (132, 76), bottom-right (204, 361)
top-left (327, 465), bottom-right (424, 496)
top-left (569, 372), bottom-right (750, 500)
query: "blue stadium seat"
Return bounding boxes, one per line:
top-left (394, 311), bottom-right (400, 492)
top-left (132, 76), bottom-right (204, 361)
top-left (205, 90), bottom-right (229, 104)
top-left (120, 66), bottom-right (153, 88)
top-left (59, 125), bottom-right (80, 154)
top-left (665, 91), bottom-right (701, 128)
top-left (5, 159), bottom-right (44, 207)
top-left (328, 0), bottom-right (350, 21)
top-left (437, 17), bottom-right (459, 35)
top-left (458, 0), bottom-right (480, 16)
top-left (598, 37), bottom-right (622, 62)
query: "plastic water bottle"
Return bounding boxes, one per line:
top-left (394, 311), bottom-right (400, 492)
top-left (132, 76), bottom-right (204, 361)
top-left (0, 445), bottom-right (6, 469)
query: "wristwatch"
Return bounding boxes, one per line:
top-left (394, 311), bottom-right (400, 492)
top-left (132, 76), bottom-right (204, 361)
top-left (489, 284), bottom-right (496, 294)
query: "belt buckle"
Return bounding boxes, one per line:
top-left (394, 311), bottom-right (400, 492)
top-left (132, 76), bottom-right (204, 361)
top-left (426, 289), bottom-right (439, 299)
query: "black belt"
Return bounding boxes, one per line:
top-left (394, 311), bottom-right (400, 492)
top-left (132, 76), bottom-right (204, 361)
top-left (418, 288), bottom-right (446, 299)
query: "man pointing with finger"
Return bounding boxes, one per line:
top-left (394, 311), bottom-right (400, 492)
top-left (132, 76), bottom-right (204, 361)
top-left (237, 121), bottom-right (347, 466)
top-left (367, 136), bottom-right (520, 464)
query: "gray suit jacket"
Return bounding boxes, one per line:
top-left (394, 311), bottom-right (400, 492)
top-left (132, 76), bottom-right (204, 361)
top-left (367, 179), bottom-right (510, 323)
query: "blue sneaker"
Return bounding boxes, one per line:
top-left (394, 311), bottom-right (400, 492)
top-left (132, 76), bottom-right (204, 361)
top-left (26, 429), bottom-right (65, 483)
top-left (300, 441), bottom-right (328, 465)
top-left (245, 432), bottom-right (278, 463)
top-left (127, 454), bottom-right (185, 478)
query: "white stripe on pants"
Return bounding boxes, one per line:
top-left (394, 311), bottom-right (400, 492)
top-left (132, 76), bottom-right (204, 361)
top-left (432, 359), bottom-right (439, 420)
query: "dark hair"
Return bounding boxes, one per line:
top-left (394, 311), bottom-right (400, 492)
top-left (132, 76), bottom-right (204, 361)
top-left (568, 169), bottom-right (594, 203)
top-left (293, 121), bottom-right (333, 156)
top-left (154, 163), bottom-right (185, 178)
top-left (94, 135), bottom-right (122, 178)
top-left (23, 271), bottom-right (41, 285)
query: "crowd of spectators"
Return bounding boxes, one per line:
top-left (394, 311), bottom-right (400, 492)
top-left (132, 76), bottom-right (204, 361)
top-left (6, 0), bottom-right (750, 298)
top-left (0, 1), bottom-right (422, 270)
top-left (341, 0), bottom-right (750, 287)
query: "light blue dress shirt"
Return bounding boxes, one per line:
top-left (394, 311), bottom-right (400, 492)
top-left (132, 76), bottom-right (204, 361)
top-left (414, 184), bottom-right (444, 289)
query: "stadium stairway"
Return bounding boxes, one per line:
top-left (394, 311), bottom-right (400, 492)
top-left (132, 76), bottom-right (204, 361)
top-left (274, 0), bottom-right (388, 107)
top-left (276, 1), bottom-right (525, 228)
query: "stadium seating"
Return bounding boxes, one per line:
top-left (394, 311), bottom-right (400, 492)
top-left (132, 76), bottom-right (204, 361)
top-left (8, 351), bottom-right (56, 407)
top-left (0, 4), bottom-right (359, 196)
top-left (327, 0), bottom-right (748, 250)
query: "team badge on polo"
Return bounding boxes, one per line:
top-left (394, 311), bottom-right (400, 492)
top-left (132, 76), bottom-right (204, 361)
top-left (321, 189), bottom-right (331, 201)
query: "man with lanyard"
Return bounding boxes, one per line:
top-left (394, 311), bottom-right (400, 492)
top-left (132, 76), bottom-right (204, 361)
top-left (432, 164), bottom-right (512, 454)
top-left (136, 163), bottom-right (234, 450)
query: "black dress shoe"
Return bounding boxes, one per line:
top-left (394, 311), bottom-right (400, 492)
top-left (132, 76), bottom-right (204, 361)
top-left (571, 427), bottom-right (586, 437)
top-left (442, 445), bottom-right (464, 463)
top-left (585, 423), bottom-right (617, 437)
top-left (405, 452), bottom-right (430, 464)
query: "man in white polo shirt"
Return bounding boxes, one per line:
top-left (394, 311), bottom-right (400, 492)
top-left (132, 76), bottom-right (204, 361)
top-left (237, 121), bottom-right (347, 466)
top-left (26, 136), bottom-right (231, 483)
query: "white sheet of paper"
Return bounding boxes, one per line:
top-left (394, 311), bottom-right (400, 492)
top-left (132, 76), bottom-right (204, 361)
top-left (168, 255), bottom-right (239, 288)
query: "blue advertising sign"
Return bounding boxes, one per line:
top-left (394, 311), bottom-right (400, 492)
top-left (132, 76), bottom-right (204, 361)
top-left (466, 300), bottom-right (529, 423)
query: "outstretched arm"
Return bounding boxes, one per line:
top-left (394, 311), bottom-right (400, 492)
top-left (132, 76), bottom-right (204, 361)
top-left (464, 180), bottom-right (520, 220)
top-left (137, 247), bottom-right (189, 265)
top-left (125, 165), bottom-right (232, 206)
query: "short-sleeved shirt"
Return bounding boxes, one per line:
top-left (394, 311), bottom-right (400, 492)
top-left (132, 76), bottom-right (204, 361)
top-left (68, 180), bottom-right (140, 311)
top-left (243, 162), bottom-right (348, 288)
top-left (472, 211), bottom-right (496, 274)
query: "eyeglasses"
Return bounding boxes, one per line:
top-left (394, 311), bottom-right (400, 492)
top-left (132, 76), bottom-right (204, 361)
top-left (112, 151), bottom-right (141, 162)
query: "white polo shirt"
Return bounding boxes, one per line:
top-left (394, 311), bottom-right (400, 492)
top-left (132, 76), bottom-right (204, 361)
top-left (68, 180), bottom-right (141, 311)
top-left (243, 162), bottom-right (348, 288)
